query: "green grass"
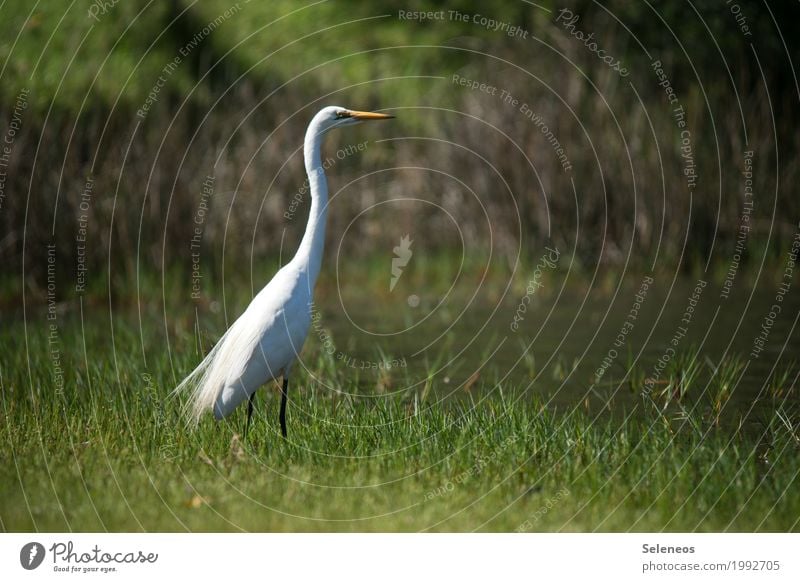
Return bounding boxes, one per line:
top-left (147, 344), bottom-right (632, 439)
top-left (2, 317), bottom-right (799, 532)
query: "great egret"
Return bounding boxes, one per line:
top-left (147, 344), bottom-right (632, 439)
top-left (176, 106), bottom-right (394, 438)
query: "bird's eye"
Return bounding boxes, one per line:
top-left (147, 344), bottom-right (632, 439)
top-left (335, 111), bottom-right (347, 119)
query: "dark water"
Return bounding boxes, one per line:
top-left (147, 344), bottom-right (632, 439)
top-left (310, 274), bottom-right (799, 420)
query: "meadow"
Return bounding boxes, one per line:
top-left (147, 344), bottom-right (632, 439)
top-left (2, 267), bottom-right (799, 532)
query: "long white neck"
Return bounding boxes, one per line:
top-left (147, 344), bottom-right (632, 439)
top-left (292, 121), bottom-right (328, 287)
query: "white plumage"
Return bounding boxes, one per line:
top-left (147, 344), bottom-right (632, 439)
top-left (175, 106), bottom-right (394, 437)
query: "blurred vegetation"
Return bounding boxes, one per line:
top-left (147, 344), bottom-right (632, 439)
top-left (1, 0), bottom-right (798, 303)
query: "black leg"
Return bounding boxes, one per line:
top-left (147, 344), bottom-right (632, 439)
top-left (279, 377), bottom-right (289, 438)
top-left (245, 391), bottom-right (256, 439)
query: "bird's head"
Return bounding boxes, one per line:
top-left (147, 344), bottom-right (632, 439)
top-left (312, 106), bottom-right (394, 134)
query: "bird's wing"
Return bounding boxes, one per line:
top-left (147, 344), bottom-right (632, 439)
top-left (174, 265), bottom-right (303, 424)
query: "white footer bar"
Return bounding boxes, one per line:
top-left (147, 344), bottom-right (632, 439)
top-left (2, 533), bottom-right (797, 581)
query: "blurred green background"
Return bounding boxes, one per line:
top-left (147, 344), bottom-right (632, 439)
top-left (0, 0), bottom-right (798, 300)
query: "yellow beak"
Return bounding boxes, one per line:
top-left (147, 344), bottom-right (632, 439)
top-left (347, 110), bottom-right (395, 120)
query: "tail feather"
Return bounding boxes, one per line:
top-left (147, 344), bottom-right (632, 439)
top-left (173, 329), bottom-right (228, 425)
top-left (174, 314), bottom-right (263, 426)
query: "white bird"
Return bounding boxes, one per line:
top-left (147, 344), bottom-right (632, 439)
top-left (176, 106), bottom-right (394, 438)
